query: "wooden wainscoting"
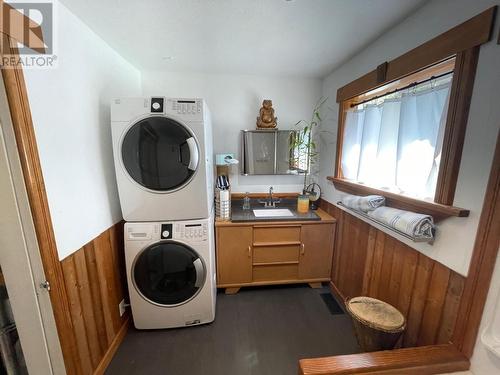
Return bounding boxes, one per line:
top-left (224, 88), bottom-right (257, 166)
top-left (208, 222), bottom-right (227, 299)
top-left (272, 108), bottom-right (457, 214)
top-left (60, 222), bottom-right (129, 375)
top-left (319, 200), bottom-right (465, 348)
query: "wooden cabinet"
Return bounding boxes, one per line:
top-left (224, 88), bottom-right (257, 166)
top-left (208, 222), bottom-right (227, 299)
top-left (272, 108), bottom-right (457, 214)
top-left (215, 209), bottom-right (336, 294)
top-left (215, 226), bottom-right (253, 286)
top-left (299, 223), bottom-right (335, 280)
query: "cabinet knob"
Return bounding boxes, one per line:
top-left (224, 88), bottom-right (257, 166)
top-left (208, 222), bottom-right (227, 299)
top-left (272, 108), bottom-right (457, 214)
top-left (301, 243), bottom-right (305, 255)
top-left (248, 245), bottom-right (251, 258)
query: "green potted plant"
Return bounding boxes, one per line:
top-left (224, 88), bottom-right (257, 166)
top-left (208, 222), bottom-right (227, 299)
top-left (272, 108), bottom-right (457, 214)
top-left (290, 98), bottom-right (327, 193)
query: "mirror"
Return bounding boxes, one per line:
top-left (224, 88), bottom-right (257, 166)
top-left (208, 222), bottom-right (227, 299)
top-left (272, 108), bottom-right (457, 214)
top-left (241, 130), bottom-right (307, 175)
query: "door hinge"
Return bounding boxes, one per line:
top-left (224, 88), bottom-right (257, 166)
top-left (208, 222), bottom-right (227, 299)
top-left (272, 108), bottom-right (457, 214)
top-left (40, 280), bottom-right (51, 291)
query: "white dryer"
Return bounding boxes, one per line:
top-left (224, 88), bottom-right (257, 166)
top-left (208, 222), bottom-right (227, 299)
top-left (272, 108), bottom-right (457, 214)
top-left (111, 97), bottom-right (214, 221)
top-left (124, 217), bottom-right (216, 329)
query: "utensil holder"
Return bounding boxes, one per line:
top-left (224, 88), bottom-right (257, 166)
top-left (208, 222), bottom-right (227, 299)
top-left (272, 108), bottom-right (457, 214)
top-left (215, 188), bottom-right (231, 221)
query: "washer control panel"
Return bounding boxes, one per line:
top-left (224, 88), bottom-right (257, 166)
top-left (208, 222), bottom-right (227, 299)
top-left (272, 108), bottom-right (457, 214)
top-left (125, 220), bottom-right (209, 242)
top-left (175, 222), bottom-right (208, 241)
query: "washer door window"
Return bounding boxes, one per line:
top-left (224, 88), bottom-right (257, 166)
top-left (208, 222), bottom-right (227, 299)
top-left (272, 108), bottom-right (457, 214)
top-left (121, 116), bottom-right (199, 191)
top-left (133, 241), bottom-right (206, 306)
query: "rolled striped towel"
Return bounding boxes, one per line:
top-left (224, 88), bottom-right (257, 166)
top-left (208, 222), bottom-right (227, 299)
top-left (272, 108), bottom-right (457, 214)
top-left (341, 194), bottom-right (386, 213)
top-left (368, 207), bottom-right (435, 240)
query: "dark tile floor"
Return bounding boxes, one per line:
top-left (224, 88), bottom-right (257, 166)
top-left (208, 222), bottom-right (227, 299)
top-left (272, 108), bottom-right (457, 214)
top-left (106, 285), bottom-right (360, 375)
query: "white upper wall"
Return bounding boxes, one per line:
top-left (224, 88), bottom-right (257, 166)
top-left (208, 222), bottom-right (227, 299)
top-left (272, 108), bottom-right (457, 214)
top-left (320, 0), bottom-right (500, 278)
top-left (24, 2), bottom-right (141, 259)
top-left (142, 71), bottom-right (322, 193)
top-left (60, 0), bottom-right (425, 78)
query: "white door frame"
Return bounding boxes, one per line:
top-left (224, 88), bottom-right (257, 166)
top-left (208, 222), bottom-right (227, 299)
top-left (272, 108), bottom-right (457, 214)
top-left (0, 74), bottom-right (65, 374)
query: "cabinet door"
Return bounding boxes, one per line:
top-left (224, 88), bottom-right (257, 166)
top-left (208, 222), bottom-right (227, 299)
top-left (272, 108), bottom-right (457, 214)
top-left (299, 223), bottom-right (335, 280)
top-left (216, 226), bottom-right (253, 285)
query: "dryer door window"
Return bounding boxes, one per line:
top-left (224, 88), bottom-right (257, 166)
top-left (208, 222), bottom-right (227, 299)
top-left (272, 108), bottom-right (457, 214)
top-left (133, 241), bottom-right (206, 306)
top-left (121, 116), bottom-right (199, 192)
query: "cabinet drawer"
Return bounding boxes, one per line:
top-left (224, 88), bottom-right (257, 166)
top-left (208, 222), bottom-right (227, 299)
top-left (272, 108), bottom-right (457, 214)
top-left (253, 245), bottom-right (299, 264)
top-left (253, 264), bottom-right (298, 282)
top-left (253, 226), bottom-right (300, 244)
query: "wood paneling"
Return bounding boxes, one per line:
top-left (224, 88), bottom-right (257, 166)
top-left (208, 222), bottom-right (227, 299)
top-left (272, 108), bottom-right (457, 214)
top-left (299, 344), bottom-right (469, 375)
top-left (60, 222), bottom-right (129, 374)
top-left (319, 200), bottom-right (465, 348)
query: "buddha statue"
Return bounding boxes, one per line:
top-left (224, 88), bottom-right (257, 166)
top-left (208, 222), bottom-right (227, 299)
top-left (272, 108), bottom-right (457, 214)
top-left (256, 100), bottom-right (277, 129)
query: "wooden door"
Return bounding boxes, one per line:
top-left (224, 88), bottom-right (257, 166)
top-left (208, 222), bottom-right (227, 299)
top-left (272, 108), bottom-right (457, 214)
top-left (216, 226), bottom-right (253, 285)
top-left (0, 94), bottom-right (65, 374)
top-left (299, 223), bottom-right (335, 280)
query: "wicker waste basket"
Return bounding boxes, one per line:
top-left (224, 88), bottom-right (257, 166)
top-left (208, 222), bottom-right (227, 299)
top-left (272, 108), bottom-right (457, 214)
top-left (346, 296), bottom-right (406, 352)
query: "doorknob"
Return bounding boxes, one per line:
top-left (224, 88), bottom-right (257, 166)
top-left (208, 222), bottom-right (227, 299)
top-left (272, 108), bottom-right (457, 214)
top-left (40, 280), bottom-right (51, 291)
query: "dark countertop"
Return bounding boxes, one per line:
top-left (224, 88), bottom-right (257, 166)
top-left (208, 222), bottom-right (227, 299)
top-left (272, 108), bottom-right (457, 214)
top-left (230, 198), bottom-right (321, 222)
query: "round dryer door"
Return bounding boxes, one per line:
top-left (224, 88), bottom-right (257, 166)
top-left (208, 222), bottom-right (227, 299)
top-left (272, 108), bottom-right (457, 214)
top-left (121, 116), bottom-right (199, 192)
top-left (133, 241), bottom-right (206, 306)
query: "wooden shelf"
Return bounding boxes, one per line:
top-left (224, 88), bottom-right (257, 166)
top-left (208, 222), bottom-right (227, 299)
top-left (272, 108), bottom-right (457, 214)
top-left (328, 177), bottom-right (469, 221)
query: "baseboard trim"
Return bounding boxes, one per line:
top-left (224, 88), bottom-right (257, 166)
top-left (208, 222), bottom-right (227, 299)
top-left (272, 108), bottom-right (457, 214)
top-left (93, 314), bottom-right (130, 375)
top-left (329, 281), bottom-right (346, 304)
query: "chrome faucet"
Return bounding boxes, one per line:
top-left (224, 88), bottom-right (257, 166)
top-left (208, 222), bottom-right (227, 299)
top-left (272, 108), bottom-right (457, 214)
top-left (260, 186), bottom-right (280, 208)
top-left (268, 186), bottom-right (274, 207)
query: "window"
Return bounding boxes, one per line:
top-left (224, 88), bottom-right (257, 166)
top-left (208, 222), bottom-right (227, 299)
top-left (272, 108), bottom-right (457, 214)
top-left (331, 46), bottom-right (480, 219)
top-left (340, 67), bottom-right (453, 201)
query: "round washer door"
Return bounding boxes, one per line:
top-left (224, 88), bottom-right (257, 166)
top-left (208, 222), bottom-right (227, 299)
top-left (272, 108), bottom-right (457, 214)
top-left (133, 241), bottom-right (206, 306)
top-left (121, 116), bottom-right (199, 192)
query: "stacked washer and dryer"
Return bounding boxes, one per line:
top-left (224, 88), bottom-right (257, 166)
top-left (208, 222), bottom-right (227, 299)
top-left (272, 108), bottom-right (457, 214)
top-left (111, 97), bottom-right (216, 329)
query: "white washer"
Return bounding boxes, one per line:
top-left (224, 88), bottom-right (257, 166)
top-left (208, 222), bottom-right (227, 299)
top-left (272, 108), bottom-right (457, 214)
top-left (124, 217), bottom-right (216, 329)
top-left (111, 97), bottom-right (214, 221)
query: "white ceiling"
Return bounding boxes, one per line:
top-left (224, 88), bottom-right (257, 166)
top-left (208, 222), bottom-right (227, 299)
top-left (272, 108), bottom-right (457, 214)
top-left (60, 0), bottom-right (427, 78)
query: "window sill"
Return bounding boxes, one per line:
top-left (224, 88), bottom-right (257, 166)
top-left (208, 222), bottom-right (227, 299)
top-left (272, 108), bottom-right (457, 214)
top-left (327, 177), bottom-right (469, 221)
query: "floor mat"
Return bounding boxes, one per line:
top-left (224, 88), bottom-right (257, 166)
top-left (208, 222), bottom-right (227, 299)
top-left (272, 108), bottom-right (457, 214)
top-left (320, 293), bottom-right (344, 315)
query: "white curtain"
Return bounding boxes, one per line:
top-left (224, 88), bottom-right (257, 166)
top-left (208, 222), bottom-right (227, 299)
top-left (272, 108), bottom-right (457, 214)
top-left (340, 81), bottom-right (451, 200)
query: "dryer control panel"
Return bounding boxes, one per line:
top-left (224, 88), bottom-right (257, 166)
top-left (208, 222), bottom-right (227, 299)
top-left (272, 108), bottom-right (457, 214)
top-left (166, 98), bottom-right (204, 121)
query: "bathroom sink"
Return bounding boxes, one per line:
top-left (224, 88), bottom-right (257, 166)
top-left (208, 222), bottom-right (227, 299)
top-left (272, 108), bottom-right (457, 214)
top-left (253, 208), bottom-right (294, 218)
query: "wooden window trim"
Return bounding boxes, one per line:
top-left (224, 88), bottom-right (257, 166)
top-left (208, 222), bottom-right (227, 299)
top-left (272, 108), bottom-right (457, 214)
top-left (335, 7), bottom-right (496, 102)
top-left (331, 7), bottom-right (496, 218)
top-left (327, 177), bottom-right (468, 221)
top-left (434, 47), bottom-right (479, 205)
